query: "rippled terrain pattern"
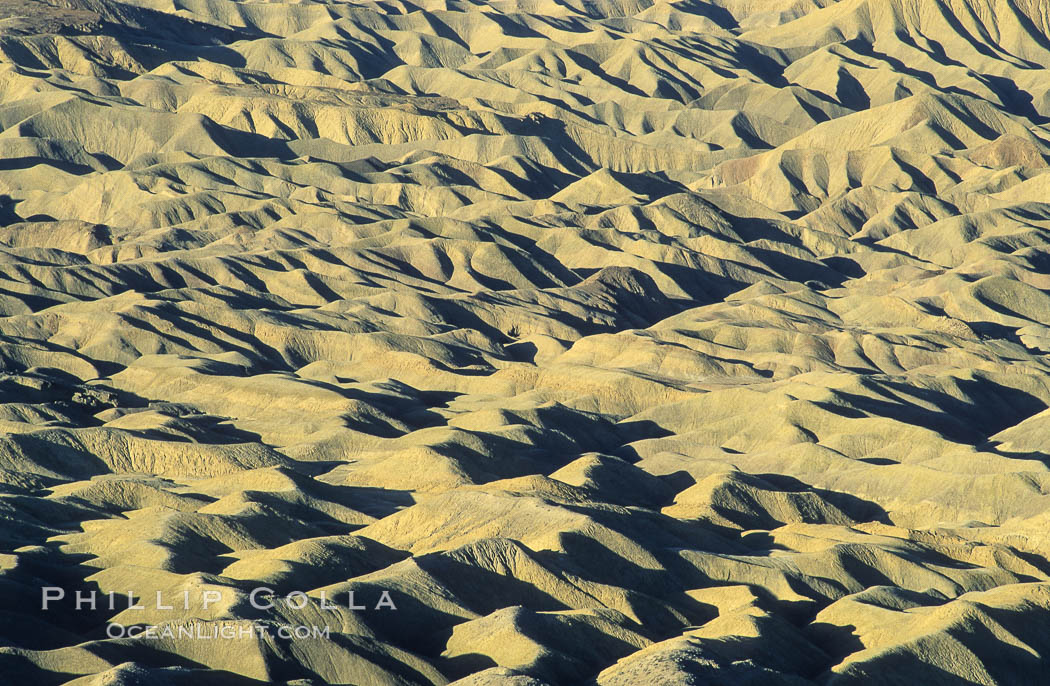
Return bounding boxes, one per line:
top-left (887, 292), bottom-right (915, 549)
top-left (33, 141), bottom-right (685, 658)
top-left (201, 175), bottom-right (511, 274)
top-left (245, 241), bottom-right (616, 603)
top-left (5, 0), bottom-right (1050, 683)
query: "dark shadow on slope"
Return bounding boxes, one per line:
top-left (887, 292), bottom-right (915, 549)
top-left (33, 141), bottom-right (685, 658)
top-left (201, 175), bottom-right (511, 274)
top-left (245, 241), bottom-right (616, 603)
top-left (672, 0), bottom-right (739, 31)
top-left (753, 474), bottom-right (891, 525)
top-left (742, 246), bottom-right (849, 288)
top-left (615, 418), bottom-right (674, 445)
top-left (0, 546), bottom-right (135, 640)
top-left (824, 614), bottom-right (1044, 685)
top-left (0, 157), bottom-right (104, 175)
top-left (563, 51), bottom-right (650, 98)
top-left (487, 160), bottom-right (579, 200)
top-left (202, 119), bottom-right (298, 160)
top-left (502, 114), bottom-right (596, 177)
top-left (982, 73), bottom-right (1049, 124)
top-left (0, 195), bottom-right (21, 227)
top-left (835, 68), bottom-right (871, 111)
top-left (820, 255), bottom-right (866, 279)
top-left (822, 377), bottom-right (1048, 447)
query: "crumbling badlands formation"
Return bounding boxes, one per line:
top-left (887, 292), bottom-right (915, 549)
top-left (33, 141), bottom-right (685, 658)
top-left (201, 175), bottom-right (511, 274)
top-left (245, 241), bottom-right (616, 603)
top-left (3, 0), bottom-right (1050, 683)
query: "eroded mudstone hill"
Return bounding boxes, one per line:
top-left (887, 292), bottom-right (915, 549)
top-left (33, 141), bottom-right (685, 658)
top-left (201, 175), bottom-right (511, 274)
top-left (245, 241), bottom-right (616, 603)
top-left (3, 0), bottom-right (1050, 684)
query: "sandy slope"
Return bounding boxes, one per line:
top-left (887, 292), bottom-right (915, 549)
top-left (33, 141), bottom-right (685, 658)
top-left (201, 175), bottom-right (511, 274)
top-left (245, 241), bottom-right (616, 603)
top-left (2, 0), bottom-right (1050, 683)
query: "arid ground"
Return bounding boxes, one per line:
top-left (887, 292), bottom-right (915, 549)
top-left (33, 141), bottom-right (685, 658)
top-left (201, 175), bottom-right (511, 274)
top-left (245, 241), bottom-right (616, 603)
top-left (3, 0), bottom-right (1050, 684)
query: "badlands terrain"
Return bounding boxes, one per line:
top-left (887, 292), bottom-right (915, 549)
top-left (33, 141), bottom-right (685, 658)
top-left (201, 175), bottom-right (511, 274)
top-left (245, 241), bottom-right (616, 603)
top-left (3, 0), bottom-right (1050, 683)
